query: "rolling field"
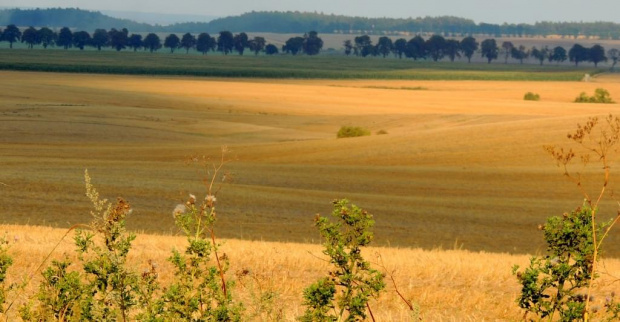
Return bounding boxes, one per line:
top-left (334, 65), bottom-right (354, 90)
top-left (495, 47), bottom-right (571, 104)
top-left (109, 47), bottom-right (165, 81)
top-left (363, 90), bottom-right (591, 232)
top-left (3, 70), bottom-right (620, 256)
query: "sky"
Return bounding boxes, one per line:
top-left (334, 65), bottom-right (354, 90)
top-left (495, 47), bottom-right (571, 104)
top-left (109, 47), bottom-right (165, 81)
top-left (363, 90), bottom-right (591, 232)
top-left (2, 0), bottom-right (620, 24)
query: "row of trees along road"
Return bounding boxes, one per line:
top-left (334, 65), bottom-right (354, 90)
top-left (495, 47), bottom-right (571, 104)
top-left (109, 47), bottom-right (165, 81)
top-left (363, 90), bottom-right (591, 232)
top-left (346, 35), bottom-right (619, 67)
top-left (1, 24), bottom-right (618, 68)
top-left (0, 24), bottom-right (325, 56)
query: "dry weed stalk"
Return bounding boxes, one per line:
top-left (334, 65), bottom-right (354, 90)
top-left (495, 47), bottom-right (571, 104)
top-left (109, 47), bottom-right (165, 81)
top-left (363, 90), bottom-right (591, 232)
top-left (543, 114), bottom-right (620, 320)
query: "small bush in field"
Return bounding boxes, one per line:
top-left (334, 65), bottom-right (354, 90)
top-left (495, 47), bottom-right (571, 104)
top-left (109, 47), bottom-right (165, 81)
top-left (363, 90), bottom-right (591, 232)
top-left (523, 92), bottom-right (540, 101)
top-left (337, 126), bottom-right (371, 138)
top-left (376, 129), bottom-right (388, 135)
top-left (300, 199), bottom-right (385, 321)
top-left (574, 88), bottom-right (615, 103)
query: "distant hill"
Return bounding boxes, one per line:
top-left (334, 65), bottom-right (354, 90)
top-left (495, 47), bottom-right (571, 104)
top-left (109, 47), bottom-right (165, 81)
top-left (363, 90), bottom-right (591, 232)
top-left (0, 8), bottom-right (153, 31)
top-left (2, 8), bottom-right (620, 39)
top-left (101, 10), bottom-right (218, 26)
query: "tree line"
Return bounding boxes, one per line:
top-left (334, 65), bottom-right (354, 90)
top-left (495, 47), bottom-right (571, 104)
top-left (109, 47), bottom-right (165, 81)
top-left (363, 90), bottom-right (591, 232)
top-left (344, 34), bottom-right (619, 67)
top-left (0, 24), bottom-right (329, 56)
top-left (2, 24), bottom-right (618, 68)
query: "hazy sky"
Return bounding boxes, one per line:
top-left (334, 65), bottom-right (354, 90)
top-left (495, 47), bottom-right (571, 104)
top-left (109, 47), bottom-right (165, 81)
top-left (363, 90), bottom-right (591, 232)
top-left (2, 0), bottom-right (619, 24)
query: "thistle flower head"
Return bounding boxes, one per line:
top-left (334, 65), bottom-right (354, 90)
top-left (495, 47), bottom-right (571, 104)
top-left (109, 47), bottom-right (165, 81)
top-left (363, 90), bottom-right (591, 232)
top-left (172, 204), bottom-right (186, 218)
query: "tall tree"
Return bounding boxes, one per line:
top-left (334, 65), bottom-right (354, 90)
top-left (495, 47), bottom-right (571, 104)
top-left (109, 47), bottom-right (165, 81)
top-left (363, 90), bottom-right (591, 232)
top-left (164, 34), bottom-right (180, 53)
top-left (531, 46), bottom-right (548, 65)
top-left (283, 36), bottom-right (304, 55)
top-left (37, 27), bottom-right (55, 49)
top-left (460, 36), bottom-right (478, 63)
top-left (21, 26), bottom-right (39, 49)
top-left (233, 32), bottom-right (248, 55)
top-left (406, 35), bottom-right (426, 60)
top-left (569, 44), bottom-right (588, 66)
top-left (343, 40), bottom-right (353, 56)
top-left (108, 28), bottom-right (128, 51)
top-left (265, 44), bottom-right (279, 55)
top-left (303, 31), bottom-right (323, 55)
top-left (143, 33), bottom-right (161, 53)
top-left (248, 36), bottom-right (266, 55)
top-left (3, 24), bottom-right (21, 48)
top-left (127, 34), bottom-right (142, 52)
top-left (608, 48), bottom-right (619, 70)
top-left (501, 41), bottom-right (514, 64)
top-left (480, 38), bottom-right (499, 63)
top-left (56, 27), bottom-right (73, 49)
top-left (354, 35), bottom-right (373, 57)
top-left (589, 44), bottom-right (606, 67)
top-left (180, 32), bottom-right (196, 54)
top-left (551, 46), bottom-right (567, 64)
top-left (376, 36), bottom-right (393, 58)
top-left (91, 29), bottom-right (109, 51)
top-left (393, 38), bottom-right (407, 59)
top-left (217, 31), bottom-right (234, 55)
top-left (426, 34), bottom-right (446, 61)
top-left (196, 33), bottom-right (216, 55)
top-left (72, 31), bottom-right (91, 50)
top-left (444, 39), bottom-right (461, 62)
top-left (510, 45), bottom-right (528, 64)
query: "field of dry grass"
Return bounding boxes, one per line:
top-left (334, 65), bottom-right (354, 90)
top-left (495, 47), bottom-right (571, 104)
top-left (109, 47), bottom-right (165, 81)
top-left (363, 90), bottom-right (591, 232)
top-left (4, 71), bottom-right (620, 256)
top-left (4, 224), bottom-right (620, 321)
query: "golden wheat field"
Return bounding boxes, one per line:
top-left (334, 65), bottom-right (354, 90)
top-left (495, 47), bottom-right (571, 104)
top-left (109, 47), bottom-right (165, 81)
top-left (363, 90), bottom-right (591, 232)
top-left (3, 70), bottom-right (620, 319)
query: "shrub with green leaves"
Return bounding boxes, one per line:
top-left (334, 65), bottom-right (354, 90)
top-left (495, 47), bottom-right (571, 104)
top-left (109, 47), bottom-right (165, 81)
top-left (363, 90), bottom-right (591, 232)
top-left (513, 205), bottom-right (601, 320)
top-left (301, 199), bottom-right (385, 321)
top-left (524, 92), bottom-right (540, 101)
top-left (337, 126), bottom-right (371, 138)
top-left (574, 88), bottom-right (615, 103)
top-left (0, 236), bottom-right (13, 314)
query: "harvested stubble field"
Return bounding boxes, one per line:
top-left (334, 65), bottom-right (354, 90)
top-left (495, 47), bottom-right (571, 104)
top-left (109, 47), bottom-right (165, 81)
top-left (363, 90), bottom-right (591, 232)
top-left (3, 70), bottom-right (620, 319)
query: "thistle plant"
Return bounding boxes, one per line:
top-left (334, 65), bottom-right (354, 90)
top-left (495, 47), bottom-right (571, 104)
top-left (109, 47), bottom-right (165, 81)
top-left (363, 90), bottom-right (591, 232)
top-left (158, 148), bottom-right (242, 321)
top-left (0, 235), bottom-right (13, 314)
top-left (514, 115), bottom-right (620, 321)
top-left (301, 199), bottom-right (385, 322)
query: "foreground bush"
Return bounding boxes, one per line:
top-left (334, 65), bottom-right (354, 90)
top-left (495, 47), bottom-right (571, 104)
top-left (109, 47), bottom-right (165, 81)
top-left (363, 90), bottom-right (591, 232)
top-left (574, 88), bottom-right (615, 103)
top-left (337, 126), bottom-right (371, 138)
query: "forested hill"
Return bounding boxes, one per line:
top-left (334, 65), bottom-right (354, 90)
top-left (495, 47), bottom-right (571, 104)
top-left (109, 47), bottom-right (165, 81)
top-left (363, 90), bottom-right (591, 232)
top-left (0, 8), bottom-right (153, 31)
top-left (3, 8), bottom-right (620, 39)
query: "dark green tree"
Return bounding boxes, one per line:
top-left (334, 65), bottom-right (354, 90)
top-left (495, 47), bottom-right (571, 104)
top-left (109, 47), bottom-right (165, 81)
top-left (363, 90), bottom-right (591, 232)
top-left (56, 27), bottom-right (73, 49)
top-left (551, 46), bottom-right (567, 64)
top-left (405, 35), bottom-right (426, 60)
top-left (376, 36), bottom-right (393, 58)
top-left (180, 32), bottom-right (196, 54)
top-left (481, 38), bottom-right (499, 63)
top-left (248, 36), bottom-right (265, 55)
top-left (460, 36), bottom-right (478, 63)
top-left (354, 35), bottom-right (373, 57)
top-left (108, 28), bottom-right (128, 51)
top-left (72, 31), bottom-right (91, 50)
top-left (91, 29), bottom-right (109, 51)
top-left (393, 38), bottom-right (407, 58)
top-left (2, 24), bottom-right (21, 48)
top-left (569, 44), bottom-right (589, 66)
top-left (265, 43), bottom-right (279, 55)
top-left (21, 26), bottom-right (39, 49)
top-left (501, 41), bottom-right (514, 63)
top-left (233, 32), bottom-right (248, 55)
top-left (589, 44), bottom-right (606, 67)
top-left (283, 36), bottom-right (304, 55)
top-left (143, 33), bottom-right (161, 53)
top-left (343, 39), bottom-right (353, 56)
top-left (37, 27), bottom-right (55, 49)
top-left (510, 45), bottom-right (528, 64)
top-left (217, 31), bottom-right (234, 55)
top-left (426, 34), bottom-right (446, 61)
top-left (196, 33), bottom-right (216, 55)
top-left (444, 39), bottom-right (461, 62)
top-left (164, 33), bottom-right (180, 53)
top-left (608, 48), bottom-right (619, 70)
top-left (531, 46), bottom-right (549, 65)
top-left (303, 31), bottom-right (323, 55)
top-left (127, 34), bottom-right (142, 52)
